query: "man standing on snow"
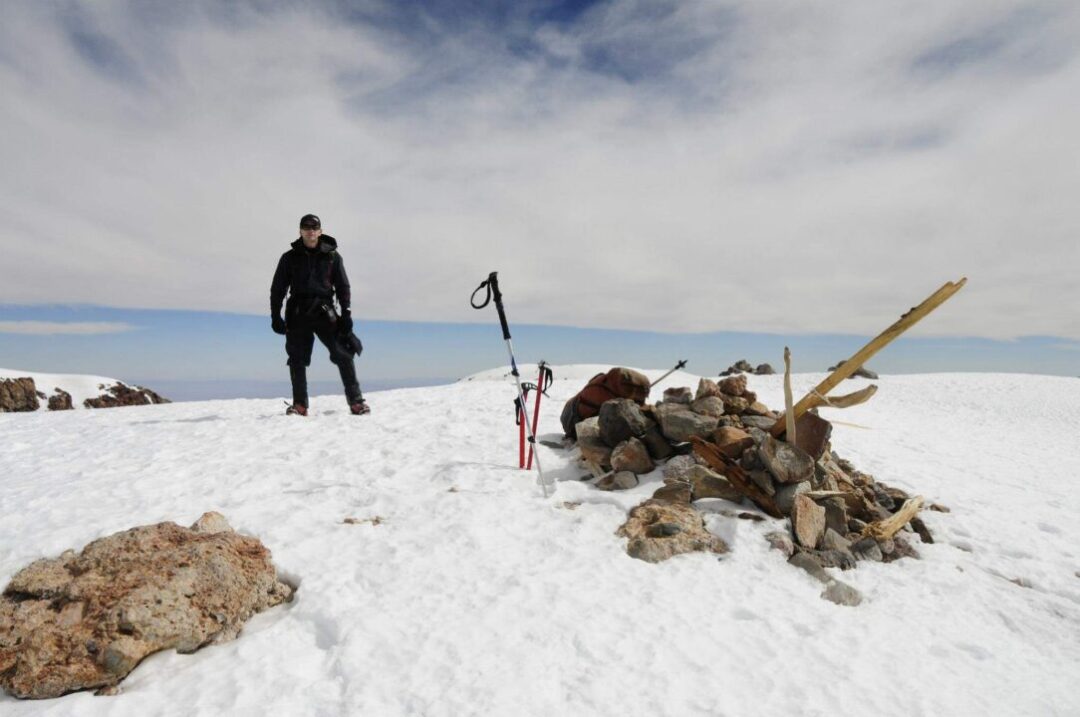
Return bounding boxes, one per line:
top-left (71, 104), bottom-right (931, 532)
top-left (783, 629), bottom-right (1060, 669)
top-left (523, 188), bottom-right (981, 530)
top-left (270, 213), bottom-right (369, 416)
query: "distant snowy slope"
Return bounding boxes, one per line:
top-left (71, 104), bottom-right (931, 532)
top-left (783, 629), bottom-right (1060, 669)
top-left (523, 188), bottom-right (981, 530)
top-left (1, 369), bottom-right (1079, 715)
top-left (460, 363), bottom-right (700, 388)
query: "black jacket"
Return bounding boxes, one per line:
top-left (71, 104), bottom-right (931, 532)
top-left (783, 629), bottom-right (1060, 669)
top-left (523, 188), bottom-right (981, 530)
top-left (270, 235), bottom-right (351, 317)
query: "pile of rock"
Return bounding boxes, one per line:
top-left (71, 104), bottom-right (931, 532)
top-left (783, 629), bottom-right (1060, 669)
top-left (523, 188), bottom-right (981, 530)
top-left (719, 359), bottom-right (775, 376)
top-left (0, 512), bottom-right (294, 699)
top-left (572, 373), bottom-right (937, 602)
top-left (576, 373), bottom-right (776, 492)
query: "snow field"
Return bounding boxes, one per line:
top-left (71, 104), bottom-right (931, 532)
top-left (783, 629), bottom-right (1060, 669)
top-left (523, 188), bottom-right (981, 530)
top-left (1, 368), bottom-right (1079, 715)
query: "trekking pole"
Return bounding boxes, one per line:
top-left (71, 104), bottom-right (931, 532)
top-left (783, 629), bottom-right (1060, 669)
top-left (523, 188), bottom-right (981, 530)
top-left (527, 361), bottom-right (553, 470)
top-left (650, 359), bottom-right (688, 389)
top-left (471, 272), bottom-right (551, 496)
top-left (515, 382), bottom-right (536, 469)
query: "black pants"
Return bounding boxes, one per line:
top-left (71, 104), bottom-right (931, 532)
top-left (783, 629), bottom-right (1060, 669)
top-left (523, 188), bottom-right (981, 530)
top-left (285, 314), bottom-right (362, 408)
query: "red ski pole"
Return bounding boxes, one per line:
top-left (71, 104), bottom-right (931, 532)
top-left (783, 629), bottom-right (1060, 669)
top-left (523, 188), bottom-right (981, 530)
top-left (518, 396), bottom-right (526, 468)
top-left (516, 385), bottom-right (533, 469)
top-left (527, 362), bottom-right (553, 470)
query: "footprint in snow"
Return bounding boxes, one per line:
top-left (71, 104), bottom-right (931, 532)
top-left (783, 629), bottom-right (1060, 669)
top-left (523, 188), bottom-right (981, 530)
top-left (955, 642), bottom-right (992, 661)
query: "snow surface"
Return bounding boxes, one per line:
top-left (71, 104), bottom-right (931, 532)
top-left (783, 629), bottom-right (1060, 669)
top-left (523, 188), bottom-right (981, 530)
top-left (1, 367), bottom-right (1079, 715)
top-left (0, 367), bottom-right (143, 410)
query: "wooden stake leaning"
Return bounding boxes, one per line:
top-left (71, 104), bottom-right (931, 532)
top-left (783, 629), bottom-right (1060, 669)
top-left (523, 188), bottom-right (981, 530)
top-left (863, 496), bottom-right (925, 540)
top-left (770, 277), bottom-right (967, 437)
top-left (783, 347), bottom-right (796, 445)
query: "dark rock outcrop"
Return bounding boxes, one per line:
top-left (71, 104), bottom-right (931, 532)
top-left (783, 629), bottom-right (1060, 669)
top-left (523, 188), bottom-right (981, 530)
top-left (0, 378), bottom-right (40, 412)
top-left (828, 361), bottom-right (879, 380)
top-left (47, 389), bottom-right (74, 411)
top-left (83, 383), bottom-right (170, 409)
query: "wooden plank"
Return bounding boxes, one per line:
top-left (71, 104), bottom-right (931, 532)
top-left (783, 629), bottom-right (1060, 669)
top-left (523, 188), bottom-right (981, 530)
top-left (863, 496), bottom-right (924, 540)
top-left (771, 278), bottom-right (967, 437)
top-left (824, 384), bottom-right (878, 409)
top-left (783, 346), bottom-right (796, 444)
top-left (691, 437), bottom-right (784, 518)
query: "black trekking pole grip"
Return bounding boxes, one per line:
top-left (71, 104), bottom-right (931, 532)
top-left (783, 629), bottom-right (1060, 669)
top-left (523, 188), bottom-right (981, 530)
top-left (487, 272), bottom-right (512, 341)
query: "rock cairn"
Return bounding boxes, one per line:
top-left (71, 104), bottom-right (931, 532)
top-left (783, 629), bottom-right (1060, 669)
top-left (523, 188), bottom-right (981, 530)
top-left (0, 512), bottom-right (294, 699)
top-left (575, 374), bottom-right (937, 602)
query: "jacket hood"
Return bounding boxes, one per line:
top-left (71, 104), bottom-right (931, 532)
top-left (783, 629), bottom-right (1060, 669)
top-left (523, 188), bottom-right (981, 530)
top-left (290, 234), bottom-right (338, 253)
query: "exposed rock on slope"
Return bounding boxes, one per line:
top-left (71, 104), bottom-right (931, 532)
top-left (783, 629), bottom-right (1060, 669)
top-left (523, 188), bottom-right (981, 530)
top-left (0, 512), bottom-right (293, 699)
top-left (0, 378), bottom-right (39, 412)
top-left (0, 373), bottom-right (169, 412)
top-left (83, 382), bottom-right (170, 409)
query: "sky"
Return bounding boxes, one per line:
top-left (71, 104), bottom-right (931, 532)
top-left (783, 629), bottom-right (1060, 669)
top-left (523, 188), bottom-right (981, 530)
top-left (1, 0), bottom-right (1078, 395)
top-left (1, 304), bottom-right (1076, 402)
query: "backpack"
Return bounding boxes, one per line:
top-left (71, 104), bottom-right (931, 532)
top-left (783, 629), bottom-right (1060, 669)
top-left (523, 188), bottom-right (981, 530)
top-left (560, 368), bottom-right (651, 438)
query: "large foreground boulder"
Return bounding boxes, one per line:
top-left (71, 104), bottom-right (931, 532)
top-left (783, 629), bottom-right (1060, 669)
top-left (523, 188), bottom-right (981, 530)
top-left (0, 512), bottom-right (293, 699)
top-left (617, 500), bottom-right (728, 563)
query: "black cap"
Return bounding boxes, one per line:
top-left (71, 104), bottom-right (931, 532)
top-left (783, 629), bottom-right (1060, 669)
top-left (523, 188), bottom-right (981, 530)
top-left (299, 213), bottom-right (321, 229)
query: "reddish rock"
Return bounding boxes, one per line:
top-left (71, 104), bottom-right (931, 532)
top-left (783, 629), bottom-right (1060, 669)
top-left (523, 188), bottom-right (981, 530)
top-left (0, 513), bottom-right (293, 699)
top-left (743, 401), bottom-right (773, 417)
top-left (652, 482), bottom-right (692, 504)
top-left (718, 374), bottom-right (747, 397)
top-left (792, 412), bottom-right (833, 461)
top-left (695, 378), bottom-right (722, 400)
top-left (610, 437), bottom-right (654, 475)
top-left (713, 427), bottom-right (754, 459)
top-left (578, 436), bottom-right (613, 469)
top-left (791, 494), bottom-right (826, 549)
top-left (617, 500), bottom-right (728, 563)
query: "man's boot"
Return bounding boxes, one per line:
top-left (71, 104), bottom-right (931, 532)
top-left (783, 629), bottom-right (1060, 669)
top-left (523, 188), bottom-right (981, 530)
top-left (337, 359), bottom-right (368, 415)
top-left (288, 363), bottom-right (309, 415)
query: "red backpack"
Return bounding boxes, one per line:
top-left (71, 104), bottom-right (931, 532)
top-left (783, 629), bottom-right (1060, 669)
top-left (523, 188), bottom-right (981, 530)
top-left (561, 368), bottom-right (650, 437)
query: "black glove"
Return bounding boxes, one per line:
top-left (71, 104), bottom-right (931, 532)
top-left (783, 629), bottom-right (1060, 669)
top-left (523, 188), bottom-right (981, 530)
top-left (337, 309), bottom-right (353, 335)
top-left (272, 314), bottom-right (287, 335)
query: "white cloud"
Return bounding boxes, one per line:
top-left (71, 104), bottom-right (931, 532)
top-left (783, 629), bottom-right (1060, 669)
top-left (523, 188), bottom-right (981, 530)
top-left (0, 1), bottom-right (1077, 339)
top-left (0, 321), bottom-right (137, 335)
